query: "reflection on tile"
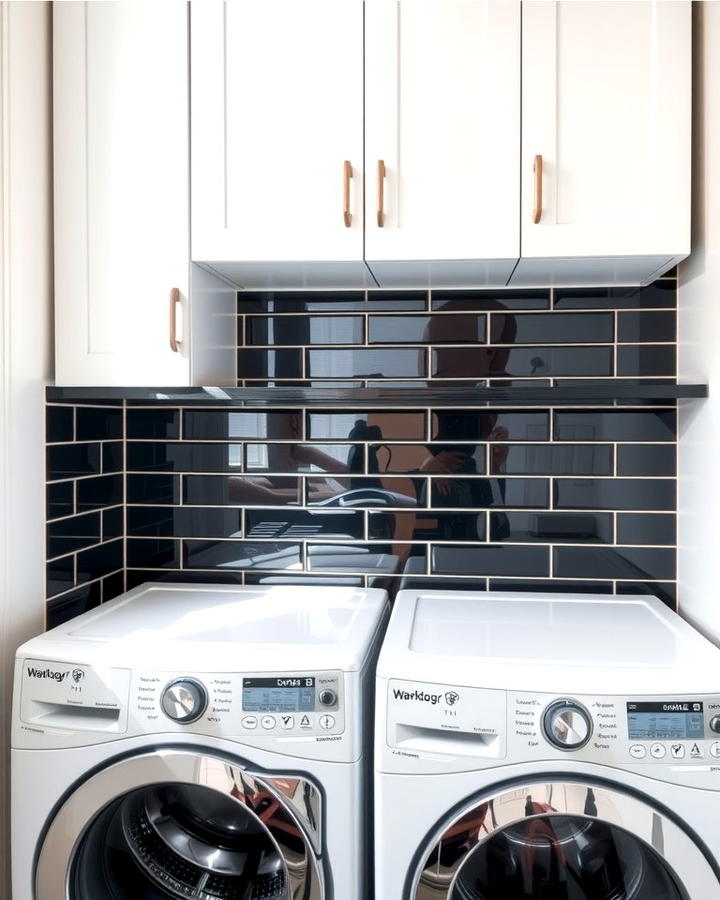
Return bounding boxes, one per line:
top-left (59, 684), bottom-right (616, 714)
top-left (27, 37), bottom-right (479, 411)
top-left (308, 411), bottom-right (427, 441)
top-left (432, 346), bottom-right (613, 378)
top-left (554, 410), bottom-right (676, 442)
top-left (127, 442), bottom-right (243, 473)
top-left (238, 290), bottom-right (366, 312)
top-left (617, 513), bottom-right (676, 546)
top-left (102, 443), bottom-right (123, 474)
top-left (47, 556), bottom-right (74, 598)
top-left (126, 570), bottom-right (244, 590)
top-left (184, 475), bottom-right (300, 506)
top-left (553, 546), bottom-right (675, 580)
top-left (127, 409), bottom-right (179, 439)
top-left (244, 572), bottom-right (364, 586)
top-left (307, 348), bottom-right (425, 378)
top-left (246, 508), bottom-right (364, 540)
top-left (432, 410), bottom-right (549, 442)
top-left (47, 444), bottom-right (101, 480)
top-left (617, 581), bottom-right (677, 608)
top-left (431, 478), bottom-right (549, 510)
top-left (185, 410), bottom-right (300, 441)
top-left (103, 571), bottom-right (126, 602)
top-left (432, 545), bottom-right (550, 577)
top-left (369, 315), bottom-right (486, 344)
top-left (184, 540), bottom-right (302, 570)
top-left (47, 582), bottom-right (102, 628)
top-left (617, 311), bottom-right (676, 343)
top-left (617, 345), bottom-right (676, 377)
top-left (47, 406), bottom-right (73, 442)
top-left (76, 539), bottom-right (124, 583)
top-left (245, 443), bottom-right (358, 474)
top-left (370, 511), bottom-right (486, 542)
top-left (126, 474), bottom-right (180, 505)
top-left (306, 476), bottom-right (417, 508)
top-left (127, 506), bottom-right (242, 539)
top-left (126, 538), bottom-right (181, 569)
top-left (398, 575), bottom-right (489, 591)
top-left (554, 282), bottom-right (676, 309)
top-left (378, 444), bottom-right (485, 476)
top-left (491, 512), bottom-right (612, 543)
top-left (237, 349), bottom-right (302, 380)
top-left (47, 482), bottom-right (74, 520)
top-left (76, 475), bottom-right (123, 511)
top-left (307, 543), bottom-right (421, 575)
top-left (103, 506), bottom-right (124, 541)
top-left (432, 289), bottom-right (550, 310)
top-left (555, 479), bottom-right (674, 511)
top-left (492, 444), bottom-right (612, 476)
top-left (47, 512), bottom-right (101, 558)
top-left (505, 313), bottom-right (613, 345)
top-left (617, 444), bottom-right (676, 476)
top-left (76, 407), bottom-right (123, 440)
top-left (247, 316), bottom-right (363, 345)
top-left (489, 579), bottom-right (613, 594)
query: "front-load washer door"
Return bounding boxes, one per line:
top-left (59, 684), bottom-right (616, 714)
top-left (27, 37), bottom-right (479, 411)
top-left (35, 749), bottom-right (324, 900)
top-left (410, 780), bottom-right (719, 900)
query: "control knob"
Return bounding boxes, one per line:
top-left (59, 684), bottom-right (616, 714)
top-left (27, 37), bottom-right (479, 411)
top-left (161, 678), bottom-right (208, 724)
top-left (318, 689), bottom-right (337, 706)
top-left (710, 715), bottom-right (720, 734)
top-left (543, 699), bottom-right (592, 750)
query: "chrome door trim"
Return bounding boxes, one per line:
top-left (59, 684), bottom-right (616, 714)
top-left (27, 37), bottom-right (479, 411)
top-left (35, 748), bottom-right (324, 900)
top-left (411, 779), bottom-right (718, 899)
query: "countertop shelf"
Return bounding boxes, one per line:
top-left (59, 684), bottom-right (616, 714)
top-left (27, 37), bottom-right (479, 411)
top-left (47, 382), bottom-right (709, 407)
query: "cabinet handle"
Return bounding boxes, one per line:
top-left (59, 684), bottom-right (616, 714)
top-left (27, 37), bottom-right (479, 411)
top-left (169, 287), bottom-right (182, 353)
top-left (533, 154), bottom-right (543, 224)
top-left (343, 160), bottom-right (353, 227)
top-left (376, 159), bottom-right (386, 227)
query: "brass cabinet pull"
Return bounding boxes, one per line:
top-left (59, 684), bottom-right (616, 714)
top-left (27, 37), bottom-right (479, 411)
top-left (169, 287), bottom-right (182, 352)
top-left (343, 160), bottom-right (353, 227)
top-left (377, 159), bottom-right (386, 227)
top-left (533, 154), bottom-right (543, 224)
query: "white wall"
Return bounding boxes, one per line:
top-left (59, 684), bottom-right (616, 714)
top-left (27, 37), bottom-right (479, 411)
top-left (0, 3), bottom-right (53, 894)
top-left (678, 2), bottom-right (720, 642)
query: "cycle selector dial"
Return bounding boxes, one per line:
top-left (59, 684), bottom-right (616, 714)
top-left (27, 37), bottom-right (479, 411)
top-left (543, 699), bottom-right (592, 750)
top-left (318, 689), bottom-right (337, 707)
top-left (710, 716), bottom-right (720, 734)
top-left (161, 678), bottom-right (208, 724)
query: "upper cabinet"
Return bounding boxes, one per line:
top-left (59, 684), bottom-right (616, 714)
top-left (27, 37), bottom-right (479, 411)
top-left (514, 0), bottom-right (691, 286)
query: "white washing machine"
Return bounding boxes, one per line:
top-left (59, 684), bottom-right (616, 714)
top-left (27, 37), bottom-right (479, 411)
top-left (375, 589), bottom-right (720, 900)
top-left (12, 582), bottom-right (389, 900)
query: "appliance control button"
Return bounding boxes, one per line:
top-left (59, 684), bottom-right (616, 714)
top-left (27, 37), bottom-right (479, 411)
top-left (261, 715), bottom-right (276, 730)
top-left (280, 715), bottom-right (294, 729)
top-left (319, 714), bottom-right (335, 730)
top-left (710, 741), bottom-right (720, 758)
top-left (690, 742), bottom-right (703, 758)
top-left (629, 744), bottom-right (646, 760)
top-left (241, 715), bottom-right (258, 730)
top-left (710, 716), bottom-right (720, 734)
top-left (670, 743), bottom-right (685, 759)
top-left (299, 715), bottom-right (312, 729)
top-left (160, 678), bottom-right (208, 724)
top-left (650, 742), bottom-right (666, 759)
top-left (318, 689), bottom-right (337, 706)
top-left (542, 699), bottom-right (592, 750)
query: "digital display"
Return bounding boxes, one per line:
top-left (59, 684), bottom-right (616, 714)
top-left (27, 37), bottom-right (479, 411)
top-left (243, 677), bottom-right (315, 712)
top-left (627, 701), bottom-right (705, 740)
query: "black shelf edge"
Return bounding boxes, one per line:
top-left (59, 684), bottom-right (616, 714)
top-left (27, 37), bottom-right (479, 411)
top-left (46, 383), bottom-right (708, 407)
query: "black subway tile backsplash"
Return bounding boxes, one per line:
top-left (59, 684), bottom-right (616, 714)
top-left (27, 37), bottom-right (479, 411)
top-left (76, 539), bottom-right (124, 584)
top-left (554, 478), bottom-right (675, 511)
top-left (554, 409), bottom-right (676, 442)
top-left (553, 281), bottom-right (676, 309)
top-left (492, 444), bottom-right (613, 476)
top-left (617, 311), bottom-right (676, 343)
top-left (127, 441), bottom-right (243, 473)
top-left (128, 506), bottom-right (243, 539)
top-left (47, 444), bottom-right (101, 480)
top-left (553, 546), bottom-right (676, 581)
top-left (616, 513), bottom-right (676, 546)
top-left (247, 315), bottom-right (364, 345)
top-left (185, 410), bottom-right (299, 441)
top-left (76, 407), bottom-right (123, 441)
top-left (617, 345), bottom-right (676, 377)
top-left (46, 405), bottom-right (74, 443)
top-left (127, 409), bottom-right (179, 439)
top-left (47, 512), bottom-right (101, 559)
top-left (47, 482), bottom-right (74, 520)
top-left (76, 474), bottom-right (123, 511)
top-left (432, 545), bottom-right (550, 577)
top-left (126, 474), bottom-right (180, 505)
top-left (432, 288), bottom-right (550, 310)
top-left (617, 444), bottom-right (676, 476)
top-left (491, 511), bottom-right (613, 544)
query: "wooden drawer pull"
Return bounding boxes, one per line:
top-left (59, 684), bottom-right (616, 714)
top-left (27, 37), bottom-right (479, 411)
top-left (169, 287), bottom-right (182, 353)
top-left (533, 154), bottom-right (543, 224)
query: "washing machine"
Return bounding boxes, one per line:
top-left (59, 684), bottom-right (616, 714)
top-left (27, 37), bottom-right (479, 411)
top-left (12, 582), bottom-right (389, 900)
top-left (374, 589), bottom-right (720, 899)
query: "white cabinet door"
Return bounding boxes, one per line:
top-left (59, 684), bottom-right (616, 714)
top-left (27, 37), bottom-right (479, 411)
top-left (191, 0), bottom-right (368, 286)
top-left (364, 0), bottom-right (520, 288)
top-left (54, 2), bottom-right (193, 386)
top-left (519, 1), bottom-right (690, 266)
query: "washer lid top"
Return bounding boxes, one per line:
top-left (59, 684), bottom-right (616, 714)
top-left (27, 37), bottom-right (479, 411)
top-left (378, 590), bottom-right (720, 694)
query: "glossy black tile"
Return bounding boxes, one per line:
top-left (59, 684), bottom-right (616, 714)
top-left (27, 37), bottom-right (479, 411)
top-left (76, 407), bottom-right (123, 441)
top-left (307, 543), bottom-right (423, 576)
top-left (76, 474), bottom-right (123, 511)
top-left (432, 346), bottom-right (613, 378)
top-left (307, 411), bottom-right (427, 441)
top-left (47, 582), bottom-right (102, 628)
top-left (398, 575), bottom-right (489, 591)
top-left (431, 478), bottom-right (549, 510)
top-left (432, 289), bottom-right (550, 310)
top-left (504, 313), bottom-right (613, 345)
top-left (490, 512), bottom-right (613, 543)
top-left (245, 443), bottom-right (358, 475)
top-left (128, 506), bottom-right (242, 539)
top-left (617, 345), bottom-right (676, 377)
top-left (245, 572), bottom-right (365, 586)
top-left (47, 444), bottom-right (101, 480)
top-left (247, 508), bottom-right (364, 540)
top-left (126, 474), bottom-right (179, 505)
top-left (489, 579), bottom-right (614, 594)
top-left (617, 311), bottom-right (676, 343)
top-left (126, 570), bottom-right (244, 589)
top-left (46, 406), bottom-right (74, 443)
top-left (184, 410), bottom-right (300, 441)
top-left (103, 506), bottom-right (124, 541)
top-left (554, 410), bottom-right (676, 442)
top-left (376, 444), bottom-right (486, 476)
top-left (126, 538), bottom-right (181, 569)
top-left (47, 555), bottom-right (74, 598)
top-left (491, 444), bottom-right (613, 476)
top-left (247, 316), bottom-right (364, 345)
top-left (127, 442), bottom-right (243, 473)
top-left (103, 571), bottom-right (126, 602)
top-left (432, 545), bottom-right (550, 577)
top-left (102, 442), bottom-right (123, 474)
top-left (307, 348), bottom-right (425, 379)
top-left (368, 315), bottom-right (486, 344)
top-left (617, 444), bottom-right (676, 476)
top-left (76, 539), bottom-right (124, 584)
top-left (553, 547), bottom-right (676, 580)
top-left (555, 478), bottom-right (675, 511)
top-left (47, 482), bottom-right (74, 520)
top-left (184, 540), bottom-right (302, 570)
top-left (47, 512), bottom-right (101, 559)
top-left (370, 511), bottom-right (486, 542)
top-left (432, 410), bottom-right (549, 442)
top-left (617, 514), bottom-right (676, 546)
top-left (554, 282), bottom-right (676, 310)
top-left (238, 290), bottom-right (366, 312)
top-left (127, 409), bottom-right (179, 439)
top-left (617, 581), bottom-right (677, 608)
top-left (237, 349), bottom-right (303, 380)
top-left (184, 475), bottom-right (300, 506)
top-left (306, 476), bottom-right (418, 508)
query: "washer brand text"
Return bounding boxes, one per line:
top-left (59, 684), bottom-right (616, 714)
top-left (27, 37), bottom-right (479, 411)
top-left (393, 688), bottom-right (442, 705)
top-left (26, 666), bottom-right (68, 682)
